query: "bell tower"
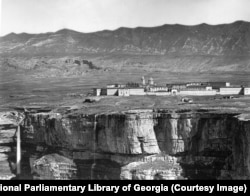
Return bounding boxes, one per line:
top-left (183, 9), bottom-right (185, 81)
top-left (141, 76), bottom-right (145, 85)
top-left (148, 77), bottom-right (154, 85)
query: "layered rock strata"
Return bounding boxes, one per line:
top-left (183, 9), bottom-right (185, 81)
top-left (2, 109), bottom-right (250, 179)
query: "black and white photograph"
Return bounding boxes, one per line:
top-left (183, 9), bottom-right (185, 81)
top-left (0, 0), bottom-right (250, 182)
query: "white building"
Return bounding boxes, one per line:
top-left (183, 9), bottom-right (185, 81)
top-left (128, 88), bottom-right (145, 95)
top-left (219, 87), bottom-right (242, 95)
top-left (96, 87), bottom-right (145, 96)
top-left (179, 90), bottom-right (217, 96)
top-left (243, 87), bottom-right (250, 95)
top-left (93, 88), bottom-right (101, 96)
top-left (118, 89), bottom-right (130, 96)
top-left (146, 92), bottom-right (170, 96)
top-left (106, 88), bottom-right (118, 96)
top-left (148, 86), bottom-right (168, 92)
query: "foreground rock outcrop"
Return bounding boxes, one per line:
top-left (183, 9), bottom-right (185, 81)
top-left (33, 153), bottom-right (77, 180)
top-left (12, 109), bottom-right (249, 180)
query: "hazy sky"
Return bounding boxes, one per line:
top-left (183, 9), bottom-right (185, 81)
top-left (1, 0), bottom-right (250, 36)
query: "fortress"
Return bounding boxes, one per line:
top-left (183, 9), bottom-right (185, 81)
top-left (94, 77), bottom-right (250, 97)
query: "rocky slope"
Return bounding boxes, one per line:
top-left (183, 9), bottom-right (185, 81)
top-left (4, 108), bottom-right (247, 180)
top-left (0, 56), bottom-right (103, 78)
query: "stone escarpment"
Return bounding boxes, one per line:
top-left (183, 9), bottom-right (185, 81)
top-left (0, 111), bottom-right (24, 179)
top-left (19, 109), bottom-right (250, 180)
top-left (0, 128), bottom-right (16, 179)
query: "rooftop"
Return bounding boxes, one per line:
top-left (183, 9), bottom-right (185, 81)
top-left (106, 87), bottom-right (145, 89)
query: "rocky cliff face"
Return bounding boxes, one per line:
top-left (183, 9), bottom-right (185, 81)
top-left (18, 109), bottom-right (250, 180)
top-left (0, 128), bottom-right (16, 179)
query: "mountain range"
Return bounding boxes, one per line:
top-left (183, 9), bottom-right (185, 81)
top-left (1, 21), bottom-right (250, 76)
top-left (1, 21), bottom-right (250, 56)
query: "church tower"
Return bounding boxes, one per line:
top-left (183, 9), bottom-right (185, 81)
top-left (141, 76), bottom-right (146, 85)
top-left (148, 77), bottom-right (154, 85)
